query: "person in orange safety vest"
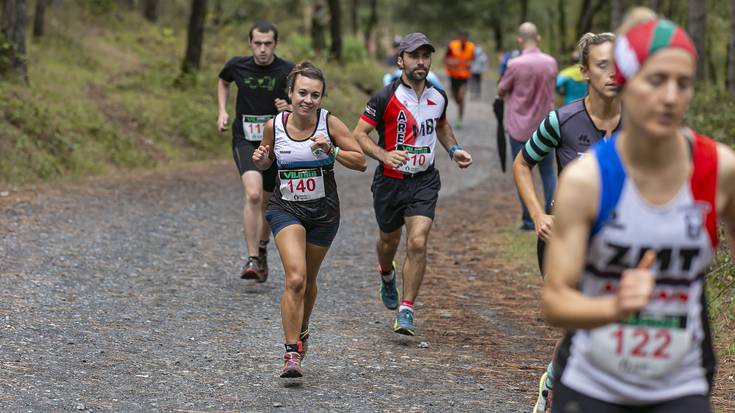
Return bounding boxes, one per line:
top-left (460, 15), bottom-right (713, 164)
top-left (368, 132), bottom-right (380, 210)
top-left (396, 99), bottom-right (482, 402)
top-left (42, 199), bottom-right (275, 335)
top-left (443, 31), bottom-right (475, 129)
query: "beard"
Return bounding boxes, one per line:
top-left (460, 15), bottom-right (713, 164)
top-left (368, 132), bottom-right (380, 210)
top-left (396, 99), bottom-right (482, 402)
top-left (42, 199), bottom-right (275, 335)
top-left (406, 67), bottom-right (428, 81)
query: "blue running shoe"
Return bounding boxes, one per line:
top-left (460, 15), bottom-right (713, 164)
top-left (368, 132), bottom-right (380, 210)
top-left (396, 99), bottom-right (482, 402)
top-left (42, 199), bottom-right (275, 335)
top-left (379, 261), bottom-right (400, 310)
top-left (393, 309), bottom-right (416, 336)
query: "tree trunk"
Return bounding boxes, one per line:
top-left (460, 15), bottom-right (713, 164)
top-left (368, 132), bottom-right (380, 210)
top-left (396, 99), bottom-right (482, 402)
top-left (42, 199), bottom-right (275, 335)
top-left (610, 0), bottom-right (625, 31)
top-left (490, 16), bottom-right (503, 51)
top-left (142, 0), bottom-right (158, 22)
top-left (350, 0), bottom-right (358, 35)
top-left (520, 0), bottom-right (528, 23)
top-left (181, 0), bottom-right (207, 74)
top-left (688, 0), bottom-right (705, 81)
top-left (362, 0), bottom-right (376, 48)
top-left (32, 0), bottom-right (46, 39)
top-left (117, 0), bottom-right (134, 9)
top-left (558, 0), bottom-right (566, 53)
top-left (328, 0), bottom-right (342, 61)
top-left (576, 0), bottom-right (593, 38)
top-left (211, 0), bottom-right (222, 26)
top-left (728, 0), bottom-right (735, 94)
top-left (1, 0), bottom-right (29, 83)
top-left (649, 0), bottom-right (661, 13)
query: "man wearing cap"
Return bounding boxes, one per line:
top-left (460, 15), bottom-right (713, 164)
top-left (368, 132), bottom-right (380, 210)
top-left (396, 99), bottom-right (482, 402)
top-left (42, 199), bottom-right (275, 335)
top-left (353, 32), bottom-right (473, 336)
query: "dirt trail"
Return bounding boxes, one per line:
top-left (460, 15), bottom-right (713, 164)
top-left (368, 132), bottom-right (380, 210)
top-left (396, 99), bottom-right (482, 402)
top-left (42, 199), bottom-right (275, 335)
top-left (2, 79), bottom-right (732, 412)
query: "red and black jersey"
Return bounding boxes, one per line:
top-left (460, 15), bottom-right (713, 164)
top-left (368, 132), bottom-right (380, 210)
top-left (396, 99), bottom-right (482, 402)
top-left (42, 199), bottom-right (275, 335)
top-left (361, 78), bottom-right (448, 178)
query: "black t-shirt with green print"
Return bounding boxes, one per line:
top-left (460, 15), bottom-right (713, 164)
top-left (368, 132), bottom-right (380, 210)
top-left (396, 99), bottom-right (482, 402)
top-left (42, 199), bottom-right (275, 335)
top-left (218, 55), bottom-right (294, 146)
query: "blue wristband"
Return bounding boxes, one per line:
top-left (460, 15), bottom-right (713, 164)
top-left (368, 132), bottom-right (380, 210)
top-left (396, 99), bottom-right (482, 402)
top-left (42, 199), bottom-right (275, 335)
top-left (448, 145), bottom-right (461, 159)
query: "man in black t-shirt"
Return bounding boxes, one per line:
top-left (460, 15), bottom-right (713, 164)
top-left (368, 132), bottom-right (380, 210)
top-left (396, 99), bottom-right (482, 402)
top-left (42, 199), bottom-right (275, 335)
top-left (217, 21), bottom-right (294, 282)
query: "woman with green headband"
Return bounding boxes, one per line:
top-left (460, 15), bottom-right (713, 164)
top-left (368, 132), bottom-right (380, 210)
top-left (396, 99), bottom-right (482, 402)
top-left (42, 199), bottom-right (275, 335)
top-left (542, 8), bottom-right (735, 412)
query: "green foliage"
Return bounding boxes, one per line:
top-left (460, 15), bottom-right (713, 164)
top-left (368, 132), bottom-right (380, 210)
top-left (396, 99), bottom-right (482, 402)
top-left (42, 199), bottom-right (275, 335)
top-left (686, 86), bottom-right (735, 148)
top-left (0, 0), bottom-right (383, 186)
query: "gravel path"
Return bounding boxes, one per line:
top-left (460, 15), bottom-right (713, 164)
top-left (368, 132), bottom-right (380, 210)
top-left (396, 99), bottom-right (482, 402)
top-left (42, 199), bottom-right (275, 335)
top-left (0, 83), bottom-right (534, 412)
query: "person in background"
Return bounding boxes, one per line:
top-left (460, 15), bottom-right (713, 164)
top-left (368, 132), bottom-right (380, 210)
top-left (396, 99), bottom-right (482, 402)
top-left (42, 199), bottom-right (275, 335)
top-left (556, 50), bottom-right (588, 104)
top-left (497, 22), bottom-right (558, 231)
top-left (469, 45), bottom-right (488, 100)
top-left (444, 31), bottom-right (475, 129)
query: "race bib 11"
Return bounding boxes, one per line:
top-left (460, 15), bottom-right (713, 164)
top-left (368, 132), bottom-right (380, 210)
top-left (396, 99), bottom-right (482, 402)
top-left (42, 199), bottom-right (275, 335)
top-left (279, 168), bottom-right (325, 201)
top-left (242, 114), bottom-right (273, 141)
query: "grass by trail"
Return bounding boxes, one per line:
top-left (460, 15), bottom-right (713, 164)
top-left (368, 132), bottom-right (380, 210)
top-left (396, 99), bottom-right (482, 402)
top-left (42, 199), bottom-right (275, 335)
top-left (0, 3), bottom-right (383, 186)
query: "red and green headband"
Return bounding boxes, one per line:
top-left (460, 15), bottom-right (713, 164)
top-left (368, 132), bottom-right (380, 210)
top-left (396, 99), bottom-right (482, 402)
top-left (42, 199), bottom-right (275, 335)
top-left (614, 19), bottom-right (697, 86)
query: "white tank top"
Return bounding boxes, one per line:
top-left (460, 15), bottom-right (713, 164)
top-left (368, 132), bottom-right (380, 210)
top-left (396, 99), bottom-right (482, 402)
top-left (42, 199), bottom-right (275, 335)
top-left (272, 109), bottom-right (336, 202)
top-left (559, 132), bottom-right (719, 404)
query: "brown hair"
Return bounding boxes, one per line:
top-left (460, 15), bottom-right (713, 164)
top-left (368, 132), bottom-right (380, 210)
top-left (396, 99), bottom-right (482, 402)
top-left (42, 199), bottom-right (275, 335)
top-left (617, 7), bottom-right (658, 35)
top-left (286, 61), bottom-right (326, 95)
top-left (576, 32), bottom-right (616, 66)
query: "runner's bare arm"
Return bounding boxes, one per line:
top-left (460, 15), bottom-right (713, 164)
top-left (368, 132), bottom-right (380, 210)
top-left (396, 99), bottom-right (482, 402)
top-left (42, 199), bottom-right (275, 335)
top-left (352, 119), bottom-right (408, 169)
top-left (717, 143), bottom-right (735, 257)
top-left (253, 119), bottom-right (276, 170)
top-left (217, 79), bottom-right (230, 132)
top-left (544, 156), bottom-right (628, 329)
top-left (327, 115), bottom-right (367, 172)
top-left (436, 120), bottom-right (472, 168)
top-left (512, 151), bottom-right (553, 240)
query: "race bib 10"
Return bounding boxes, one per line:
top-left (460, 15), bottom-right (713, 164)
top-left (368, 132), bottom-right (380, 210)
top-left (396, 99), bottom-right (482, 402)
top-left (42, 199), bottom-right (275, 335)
top-left (396, 144), bottom-right (433, 174)
top-left (279, 168), bottom-right (325, 201)
top-left (242, 114), bottom-right (273, 141)
top-left (587, 312), bottom-right (690, 379)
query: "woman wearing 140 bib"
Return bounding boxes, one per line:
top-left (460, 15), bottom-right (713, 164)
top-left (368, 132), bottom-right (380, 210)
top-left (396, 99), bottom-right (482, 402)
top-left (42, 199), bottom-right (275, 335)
top-left (253, 62), bottom-right (367, 378)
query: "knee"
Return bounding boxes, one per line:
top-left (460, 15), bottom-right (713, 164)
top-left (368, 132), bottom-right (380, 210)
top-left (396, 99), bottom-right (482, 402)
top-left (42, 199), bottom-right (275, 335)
top-left (406, 235), bottom-right (428, 257)
top-left (285, 271), bottom-right (307, 296)
top-left (244, 188), bottom-right (263, 205)
top-left (379, 233), bottom-right (401, 250)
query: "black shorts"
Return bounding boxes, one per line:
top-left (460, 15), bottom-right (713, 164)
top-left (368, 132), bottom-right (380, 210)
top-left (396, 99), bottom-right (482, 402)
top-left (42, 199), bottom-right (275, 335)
top-left (450, 76), bottom-right (468, 96)
top-left (265, 207), bottom-right (339, 247)
top-left (553, 380), bottom-right (710, 413)
top-left (371, 166), bottom-right (441, 233)
top-left (232, 141), bottom-right (277, 192)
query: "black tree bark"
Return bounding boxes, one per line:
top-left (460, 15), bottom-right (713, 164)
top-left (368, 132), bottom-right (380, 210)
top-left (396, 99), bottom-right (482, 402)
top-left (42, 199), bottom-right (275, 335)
top-left (687, 0), bottom-right (705, 81)
top-left (610, 0), bottom-right (625, 31)
top-left (142, 0), bottom-right (158, 22)
top-left (649, 0), bottom-right (661, 13)
top-left (181, 0), bottom-right (207, 74)
top-left (728, 0), bottom-right (735, 94)
top-left (362, 0), bottom-right (376, 48)
top-left (328, 0), bottom-right (342, 61)
top-left (558, 0), bottom-right (566, 52)
top-left (2, 0), bottom-right (29, 83)
top-left (32, 0), bottom-right (46, 39)
top-left (520, 0), bottom-right (528, 23)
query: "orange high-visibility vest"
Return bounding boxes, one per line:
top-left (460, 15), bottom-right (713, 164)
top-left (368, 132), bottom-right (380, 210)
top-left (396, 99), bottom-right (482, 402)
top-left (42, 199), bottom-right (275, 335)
top-left (446, 39), bottom-right (475, 79)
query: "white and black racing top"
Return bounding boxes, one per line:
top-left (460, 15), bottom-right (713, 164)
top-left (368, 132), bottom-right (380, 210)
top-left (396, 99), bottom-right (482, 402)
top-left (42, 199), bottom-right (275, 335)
top-left (268, 108), bottom-right (339, 222)
top-left (557, 131), bottom-right (720, 405)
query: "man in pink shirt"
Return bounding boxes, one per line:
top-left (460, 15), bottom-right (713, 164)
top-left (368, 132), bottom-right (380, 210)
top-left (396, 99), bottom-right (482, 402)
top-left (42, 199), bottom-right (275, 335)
top-left (498, 22), bottom-right (558, 231)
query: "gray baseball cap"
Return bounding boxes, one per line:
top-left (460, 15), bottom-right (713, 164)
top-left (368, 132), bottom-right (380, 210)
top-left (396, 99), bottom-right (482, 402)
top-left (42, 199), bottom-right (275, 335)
top-left (397, 32), bottom-right (435, 54)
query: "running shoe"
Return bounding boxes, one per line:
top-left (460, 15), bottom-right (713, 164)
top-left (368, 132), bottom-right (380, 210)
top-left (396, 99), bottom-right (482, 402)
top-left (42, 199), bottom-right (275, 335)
top-left (393, 309), bottom-right (416, 336)
top-left (379, 261), bottom-right (400, 310)
top-left (240, 256), bottom-right (260, 280)
top-left (454, 118), bottom-right (463, 130)
top-left (257, 251), bottom-right (269, 283)
top-left (280, 352), bottom-right (303, 378)
top-left (533, 371), bottom-right (552, 412)
top-left (299, 329), bottom-right (310, 360)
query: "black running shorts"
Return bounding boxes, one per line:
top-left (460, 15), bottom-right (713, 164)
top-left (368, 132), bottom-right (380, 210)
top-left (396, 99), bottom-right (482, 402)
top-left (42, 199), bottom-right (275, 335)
top-left (450, 76), bottom-right (468, 96)
top-left (232, 141), bottom-right (277, 192)
top-left (371, 166), bottom-right (441, 233)
top-left (553, 380), bottom-right (710, 413)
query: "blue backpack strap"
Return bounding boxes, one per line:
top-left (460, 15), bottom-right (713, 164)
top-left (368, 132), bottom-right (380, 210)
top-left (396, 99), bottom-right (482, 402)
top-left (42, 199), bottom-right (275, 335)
top-left (591, 133), bottom-right (626, 237)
